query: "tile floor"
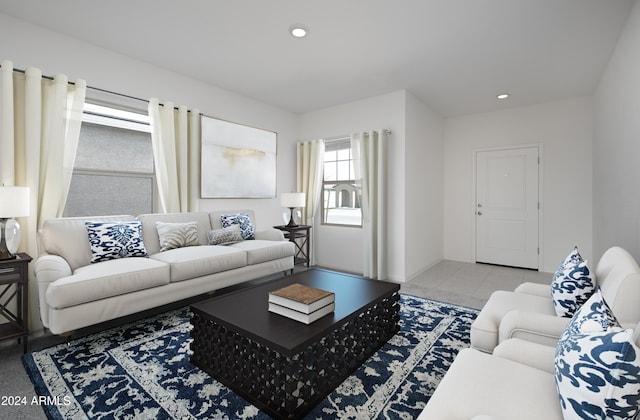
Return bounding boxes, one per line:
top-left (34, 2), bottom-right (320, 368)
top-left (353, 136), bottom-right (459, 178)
top-left (400, 259), bottom-right (551, 309)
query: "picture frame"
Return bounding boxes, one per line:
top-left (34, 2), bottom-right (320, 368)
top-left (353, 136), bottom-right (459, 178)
top-left (200, 115), bottom-right (277, 198)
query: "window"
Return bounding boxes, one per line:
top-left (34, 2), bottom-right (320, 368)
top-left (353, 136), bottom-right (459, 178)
top-left (322, 138), bottom-right (362, 226)
top-left (63, 103), bottom-right (156, 217)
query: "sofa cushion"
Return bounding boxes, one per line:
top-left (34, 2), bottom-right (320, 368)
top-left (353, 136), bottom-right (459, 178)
top-left (220, 213), bottom-right (255, 240)
top-left (85, 221), bottom-right (148, 263)
top-left (150, 246), bottom-right (247, 283)
top-left (156, 221), bottom-right (199, 252)
top-left (207, 224), bottom-right (244, 245)
top-left (46, 258), bottom-right (170, 309)
top-left (555, 289), bottom-right (640, 419)
top-left (228, 240), bottom-right (295, 265)
top-left (551, 259), bottom-right (595, 318)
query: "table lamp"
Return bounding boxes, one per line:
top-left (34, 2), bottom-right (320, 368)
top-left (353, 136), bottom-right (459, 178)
top-left (280, 192), bottom-right (306, 228)
top-left (0, 186), bottom-right (30, 260)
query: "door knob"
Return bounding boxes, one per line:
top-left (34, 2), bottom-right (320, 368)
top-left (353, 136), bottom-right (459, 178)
top-left (477, 211), bottom-right (483, 216)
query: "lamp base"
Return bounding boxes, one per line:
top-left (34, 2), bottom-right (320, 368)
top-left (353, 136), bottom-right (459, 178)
top-left (286, 208), bottom-right (298, 228)
top-left (0, 218), bottom-right (18, 261)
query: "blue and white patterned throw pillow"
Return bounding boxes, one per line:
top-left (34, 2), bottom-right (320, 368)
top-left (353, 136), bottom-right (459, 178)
top-left (555, 290), bottom-right (640, 420)
top-left (557, 288), bottom-right (619, 357)
top-left (551, 258), bottom-right (596, 318)
top-left (553, 246), bottom-right (583, 279)
top-left (220, 213), bottom-right (255, 240)
top-left (86, 221), bottom-right (148, 263)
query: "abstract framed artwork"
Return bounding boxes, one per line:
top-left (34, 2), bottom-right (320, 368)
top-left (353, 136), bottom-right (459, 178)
top-left (200, 115), bottom-right (277, 198)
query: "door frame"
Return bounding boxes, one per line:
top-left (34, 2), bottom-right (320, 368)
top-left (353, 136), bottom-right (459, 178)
top-left (471, 144), bottom-right (544, 269)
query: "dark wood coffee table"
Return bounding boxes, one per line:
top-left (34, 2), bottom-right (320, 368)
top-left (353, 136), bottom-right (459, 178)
top-left (190, 269), bottom-right (400, 419)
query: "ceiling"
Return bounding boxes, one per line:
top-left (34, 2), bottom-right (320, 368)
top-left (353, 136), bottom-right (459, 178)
top-left (0, 0), bottom-right (635, 117)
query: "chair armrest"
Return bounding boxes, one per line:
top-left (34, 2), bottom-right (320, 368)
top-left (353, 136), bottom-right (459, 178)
top-left (254, 228), bottom-right (285, 241)
top-left (514, 282), bottom-right (551, 297)
top-left (493, 338), bottom-right (557, 374)
top-left (498, 310), bottom-right (569, 348)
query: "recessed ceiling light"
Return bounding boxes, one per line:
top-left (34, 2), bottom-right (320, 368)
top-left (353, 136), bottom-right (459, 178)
top-left (289, 25), bottom-right (308, 38)
top-left (497, 93), bottom-right (510, 99)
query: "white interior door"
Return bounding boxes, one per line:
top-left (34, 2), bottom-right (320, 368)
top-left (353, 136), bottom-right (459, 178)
top-left (476, 147), bottom-right (539, 269)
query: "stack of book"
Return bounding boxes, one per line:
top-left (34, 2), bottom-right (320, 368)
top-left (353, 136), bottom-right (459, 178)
top-left (268, 283), bottom-right (335, 324)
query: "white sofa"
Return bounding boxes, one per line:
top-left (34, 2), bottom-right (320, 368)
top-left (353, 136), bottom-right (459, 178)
top-left (35, 210), bottom-right (295, 335)
top-left (470, 246), bottom-right (640, 353)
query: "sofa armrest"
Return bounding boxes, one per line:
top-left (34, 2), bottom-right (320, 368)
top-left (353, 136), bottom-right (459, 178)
top-left (34, 255), bottom-right (72, 329)
top-left (35, 255), bottom-right (72, 284)
top-left (493, 338), bottom-right (557, 374)
top-left (498, 310), bottom-right (569, 348)
top-left (255, 228), bottom-right (285, 241)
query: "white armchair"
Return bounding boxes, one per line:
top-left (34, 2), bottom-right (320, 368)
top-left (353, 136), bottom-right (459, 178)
top-left (470, 246), bottom-right (640, 353)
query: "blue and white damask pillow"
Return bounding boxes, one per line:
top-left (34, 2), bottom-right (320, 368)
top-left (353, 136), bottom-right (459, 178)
top-left (86, 221), bottom-right (148, 263)
top-left (551, 259), bottom-right (596, 318)
top-left (553, 246), bottom-right (583, 279)
top-left (555, 290), bottom-right (640, 420)
top-left (556, 288), bottom-right (619, 357)
top-left (220, 213), bottom-right (255, 240)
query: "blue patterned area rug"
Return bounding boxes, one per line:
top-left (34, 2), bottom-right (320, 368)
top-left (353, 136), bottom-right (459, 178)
top-left (22, 294), bottom-right (477, 419)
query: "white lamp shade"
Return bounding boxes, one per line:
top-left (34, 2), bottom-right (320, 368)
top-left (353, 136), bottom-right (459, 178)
top-left (0, 186), bottom-right (30, 218)
top-left (280, 192), bottom-right (306, 208)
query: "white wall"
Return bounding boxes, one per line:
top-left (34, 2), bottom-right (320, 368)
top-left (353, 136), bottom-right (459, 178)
top-left (298, 90), bottom-right (406, 279)
top-left (594, 0), bottom-right (640, 261)
top-left (298, 90), bottom-right (445, 282)
top-left (405, 92), bottom-right (444, 280)
top-left (0, 13), bottom-right (299, 331)
top-left (444, 97), bottom-right (594, 272)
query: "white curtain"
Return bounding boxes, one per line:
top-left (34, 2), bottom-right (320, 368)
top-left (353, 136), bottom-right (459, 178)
top-left (352, 130), bottom-right (388, 280)
top-left (296, 139), bottom-right (325, 265)
top-left (148, 98), bottom-right (200, 213)
top-left (1, 60), bottom-right (86, 256)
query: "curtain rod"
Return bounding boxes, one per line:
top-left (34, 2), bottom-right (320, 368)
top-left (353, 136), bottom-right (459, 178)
top-left (325, 130), bottom-right (392, 142)
top-left (4, 65), bottom-right (198, 113)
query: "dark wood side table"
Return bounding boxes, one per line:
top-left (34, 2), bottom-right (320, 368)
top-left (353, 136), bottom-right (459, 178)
top-left (273, 225), bottom-right (311, 266)
top-left (0, 253), bottom-right (32, 353)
